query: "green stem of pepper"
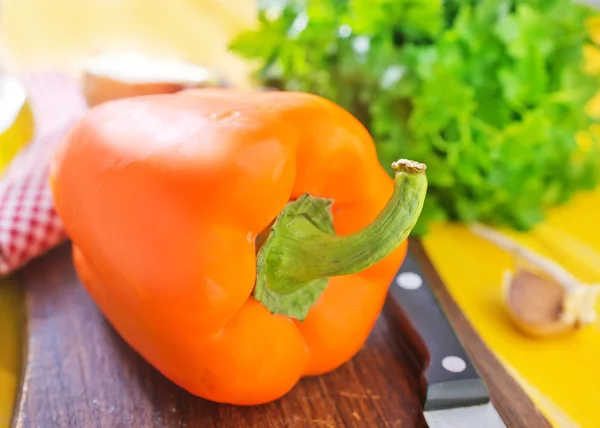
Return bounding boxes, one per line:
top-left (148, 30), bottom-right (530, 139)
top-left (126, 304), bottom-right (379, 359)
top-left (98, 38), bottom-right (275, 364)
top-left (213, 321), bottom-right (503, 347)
top-left (253, 159), bottom-right (428, 321)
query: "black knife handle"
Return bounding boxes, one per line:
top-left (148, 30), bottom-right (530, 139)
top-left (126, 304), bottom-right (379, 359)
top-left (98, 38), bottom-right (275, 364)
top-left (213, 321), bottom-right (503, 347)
top-left (386, 242), bottom-right (490, 411)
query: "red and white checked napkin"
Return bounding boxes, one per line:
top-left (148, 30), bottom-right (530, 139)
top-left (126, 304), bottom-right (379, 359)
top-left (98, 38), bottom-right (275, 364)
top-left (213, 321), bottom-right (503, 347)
top-left (0, 73), bottom-right (88, 276)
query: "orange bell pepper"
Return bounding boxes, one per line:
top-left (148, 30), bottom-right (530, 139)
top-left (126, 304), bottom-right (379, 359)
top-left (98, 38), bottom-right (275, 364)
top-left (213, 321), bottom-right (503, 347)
top-left (49, 89), bottom-right (427, 405)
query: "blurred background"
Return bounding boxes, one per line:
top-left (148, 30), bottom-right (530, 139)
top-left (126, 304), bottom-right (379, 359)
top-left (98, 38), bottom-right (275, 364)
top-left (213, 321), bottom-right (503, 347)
top-left (1, 0), bottom-right (257, 87)
top-left (3, 0), bottom-right (600, 232)
top-left (3, 0), bottom-right (600, 427)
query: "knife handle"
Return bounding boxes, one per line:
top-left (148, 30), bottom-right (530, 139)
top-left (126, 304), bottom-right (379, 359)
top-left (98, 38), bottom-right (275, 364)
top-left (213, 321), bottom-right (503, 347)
top-left (386, 242), bottom-right (490, 411)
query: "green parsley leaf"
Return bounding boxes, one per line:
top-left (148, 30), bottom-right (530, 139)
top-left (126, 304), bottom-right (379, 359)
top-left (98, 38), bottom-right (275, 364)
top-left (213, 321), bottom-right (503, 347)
top-left (231, 0), bottom-right (600, 235)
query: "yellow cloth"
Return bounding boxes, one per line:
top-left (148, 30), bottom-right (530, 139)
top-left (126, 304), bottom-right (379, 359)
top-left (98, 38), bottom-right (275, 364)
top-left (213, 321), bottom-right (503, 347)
top-left (422, 188), bottom-right (600, 428)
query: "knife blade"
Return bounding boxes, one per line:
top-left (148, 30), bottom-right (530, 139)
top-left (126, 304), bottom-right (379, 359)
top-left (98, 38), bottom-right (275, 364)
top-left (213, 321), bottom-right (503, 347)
top-left (386, 241), bottom-right (506, 428)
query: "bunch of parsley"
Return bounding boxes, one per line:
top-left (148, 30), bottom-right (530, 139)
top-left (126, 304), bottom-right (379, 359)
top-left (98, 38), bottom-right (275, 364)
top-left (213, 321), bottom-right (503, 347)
top-left (231, 0), bottom-right (600, 235)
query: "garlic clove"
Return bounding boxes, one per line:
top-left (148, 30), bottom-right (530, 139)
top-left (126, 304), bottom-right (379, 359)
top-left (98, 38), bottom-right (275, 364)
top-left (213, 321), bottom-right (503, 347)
top-left (470, 222), bottom-right (600, 338)
top-left (504, 269), bottom-right (571, 337)
top-left (504, 268), bottom-right (599, 338)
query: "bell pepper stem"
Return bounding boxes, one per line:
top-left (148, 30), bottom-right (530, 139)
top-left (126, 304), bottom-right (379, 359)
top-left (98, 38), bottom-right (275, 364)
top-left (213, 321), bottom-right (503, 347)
top-left (254, 159), bottom-right (428, 321)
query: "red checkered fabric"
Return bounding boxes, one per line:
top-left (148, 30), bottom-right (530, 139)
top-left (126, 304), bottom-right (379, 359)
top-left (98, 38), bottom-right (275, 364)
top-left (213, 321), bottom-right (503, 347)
top-left (0, 73), bottom-right (88, 276)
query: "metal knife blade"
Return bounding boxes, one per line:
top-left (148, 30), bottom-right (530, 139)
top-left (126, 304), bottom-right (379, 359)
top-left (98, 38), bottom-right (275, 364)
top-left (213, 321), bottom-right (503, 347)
top-left (386, 241), bottom-right (506, 428)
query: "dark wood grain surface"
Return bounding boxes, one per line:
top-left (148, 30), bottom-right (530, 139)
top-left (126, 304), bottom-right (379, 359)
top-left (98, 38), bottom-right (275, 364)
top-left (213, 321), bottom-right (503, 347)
top-left (11, 241), bottom-right (550, 428)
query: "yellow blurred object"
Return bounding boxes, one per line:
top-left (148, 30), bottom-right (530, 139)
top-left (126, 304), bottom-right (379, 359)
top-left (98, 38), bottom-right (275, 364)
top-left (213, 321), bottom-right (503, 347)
top-left (585, 91), bottom-right (600, 118)
top-left (0, 0), bottom-right (257, 89)
top-left (0, 75), bottom-right (34, 176)
top-left (583, 44), bottom-right (600, 76)
top-left (0, 281), bottom-right (23, 428)
top-left (586, 15), bottom-right (600, 46)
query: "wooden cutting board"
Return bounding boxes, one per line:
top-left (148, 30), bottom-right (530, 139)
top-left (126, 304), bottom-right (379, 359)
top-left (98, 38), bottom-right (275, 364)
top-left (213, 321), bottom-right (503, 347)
top-left (10, 240), bottom-right (550, 427)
